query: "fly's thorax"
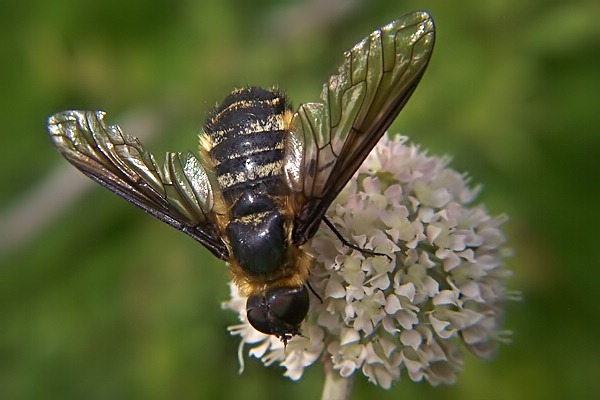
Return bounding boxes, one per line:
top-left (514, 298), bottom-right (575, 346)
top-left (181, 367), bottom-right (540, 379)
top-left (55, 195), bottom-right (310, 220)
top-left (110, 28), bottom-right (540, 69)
top-left (225, 191), bottom-right (288, 277)
top-left (223, 190), bottom-right (312, 297)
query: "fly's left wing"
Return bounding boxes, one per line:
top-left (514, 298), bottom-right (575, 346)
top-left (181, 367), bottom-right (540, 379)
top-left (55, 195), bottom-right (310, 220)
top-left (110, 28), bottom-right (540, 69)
top-left (285, 11), bottom-right (435, 244)
top-left (48, 110), bottom-right (229, 259)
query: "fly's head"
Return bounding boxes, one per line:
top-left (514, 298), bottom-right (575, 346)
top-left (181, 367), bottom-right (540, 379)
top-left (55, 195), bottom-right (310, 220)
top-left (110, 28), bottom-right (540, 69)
top-left (246, 285), bottom-right (309, 344)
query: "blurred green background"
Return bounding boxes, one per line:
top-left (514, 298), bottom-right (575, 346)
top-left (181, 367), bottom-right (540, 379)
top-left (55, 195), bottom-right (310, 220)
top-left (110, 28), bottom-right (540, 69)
top-left (1, 0), bottom-right (599, 399)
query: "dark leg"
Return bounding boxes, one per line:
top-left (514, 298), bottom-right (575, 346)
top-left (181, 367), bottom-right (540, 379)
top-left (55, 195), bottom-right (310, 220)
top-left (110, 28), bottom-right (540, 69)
top-left (322, 217), bottom-right (392, 262)
top-left (306, 281), bottom-right (323, 303)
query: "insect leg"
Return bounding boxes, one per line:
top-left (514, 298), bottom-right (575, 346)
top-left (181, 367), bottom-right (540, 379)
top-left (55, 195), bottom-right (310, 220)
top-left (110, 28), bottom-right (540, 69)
top-left (306, 282), bottom-right (323, 303)
top-left (322, 217), bottom-right (392, 262)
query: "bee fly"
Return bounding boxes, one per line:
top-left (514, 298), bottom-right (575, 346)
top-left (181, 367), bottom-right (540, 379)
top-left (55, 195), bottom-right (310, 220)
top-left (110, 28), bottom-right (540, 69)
top-left (47, 11), bottom-right (435, 343)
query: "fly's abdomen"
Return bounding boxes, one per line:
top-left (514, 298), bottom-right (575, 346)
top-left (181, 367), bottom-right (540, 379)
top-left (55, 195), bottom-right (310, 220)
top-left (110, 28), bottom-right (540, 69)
top-left (203, 87), bottom-right (291, 204)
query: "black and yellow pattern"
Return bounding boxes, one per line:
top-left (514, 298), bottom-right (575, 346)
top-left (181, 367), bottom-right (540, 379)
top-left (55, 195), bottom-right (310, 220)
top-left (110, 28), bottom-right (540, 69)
top-left (47, 11), bottom-right (435, 343)
top-left (201, 87), bottom-right (292, 202)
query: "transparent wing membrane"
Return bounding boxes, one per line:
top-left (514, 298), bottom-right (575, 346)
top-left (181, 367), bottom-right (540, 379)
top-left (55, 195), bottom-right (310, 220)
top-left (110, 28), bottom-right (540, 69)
top-left (47, 110), bottom-right (228, 259)
top-left (285, 11), bottom-right (435, 244)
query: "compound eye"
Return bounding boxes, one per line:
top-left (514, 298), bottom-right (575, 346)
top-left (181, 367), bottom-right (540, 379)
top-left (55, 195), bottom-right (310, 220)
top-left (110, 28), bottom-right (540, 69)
top-left (267, 286), bottom-right (309, 327)
top-left (246, 295), bottom-right (272, 335)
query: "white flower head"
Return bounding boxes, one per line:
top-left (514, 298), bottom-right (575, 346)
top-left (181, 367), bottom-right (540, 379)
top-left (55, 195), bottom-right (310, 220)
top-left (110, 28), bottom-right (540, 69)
top-left (222, 135), bottom-right (512, 388)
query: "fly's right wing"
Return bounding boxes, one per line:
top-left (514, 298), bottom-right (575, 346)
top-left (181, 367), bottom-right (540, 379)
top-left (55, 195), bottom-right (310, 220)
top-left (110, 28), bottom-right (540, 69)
top-left (285, 11), bottom-right (435, 244)
top-left (48, 110), bottom-right (229, 260)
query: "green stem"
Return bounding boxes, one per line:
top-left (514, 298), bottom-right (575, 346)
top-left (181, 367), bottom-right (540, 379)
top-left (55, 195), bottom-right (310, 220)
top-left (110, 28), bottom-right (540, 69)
top-left (322, 356), bottom-right (353, 400)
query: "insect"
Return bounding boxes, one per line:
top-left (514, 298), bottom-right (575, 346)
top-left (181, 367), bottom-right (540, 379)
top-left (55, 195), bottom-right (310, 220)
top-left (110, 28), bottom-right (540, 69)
top-left (47, 11), bottom-right (435, 343)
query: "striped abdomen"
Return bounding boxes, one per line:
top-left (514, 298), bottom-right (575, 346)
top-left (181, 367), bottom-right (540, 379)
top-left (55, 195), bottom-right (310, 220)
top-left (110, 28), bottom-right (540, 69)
top-left (203, 87), bottom-right (291, 205)
top-left (201, 87), bottom-right (295, 281)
